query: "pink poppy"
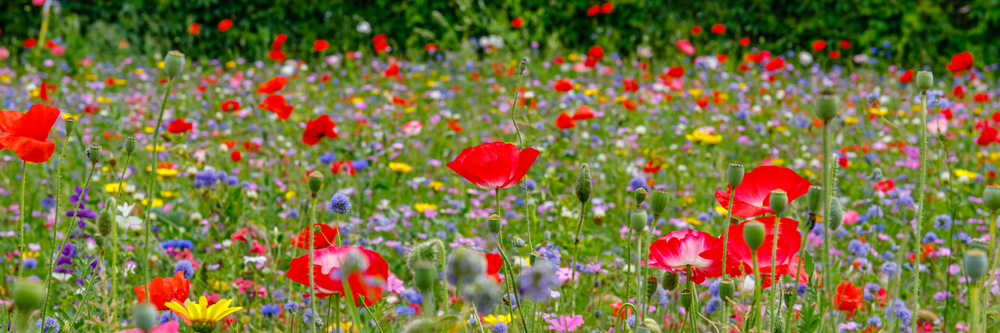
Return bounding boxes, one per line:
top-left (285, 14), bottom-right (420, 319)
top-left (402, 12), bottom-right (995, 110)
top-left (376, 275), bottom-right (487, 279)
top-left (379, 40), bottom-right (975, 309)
top-left (647, 229), bottom-right (723, 283)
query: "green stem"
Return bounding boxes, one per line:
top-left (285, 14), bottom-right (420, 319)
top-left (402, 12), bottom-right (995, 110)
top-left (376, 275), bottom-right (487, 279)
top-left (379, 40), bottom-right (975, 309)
top-left (334, 297), bottom-right (341, 332)
top-left (471, 304), bottom-right (488, 333)
top-left (751, 252), bottom-right (762, 331)
top-left (913, 90), bottom-right (927, 332)
top-left (507, 60), bottom-right (533, 252)
top-left (770, 214), bottom-right (781, 330)
top-left (636, 220), bottom-right (646, 322)
top-left (341, 277), bottom-right (363, 333)
top-left (785, 218), bottom-right (811, 332)
top-left (309, 196), bottom-right (318, 333)
top-left (35, 132), bottom-right (69, 324)
top-left (569, 201), bottom-right (587, 315)
top-left (110, 152), bottom-right (132, 324)
top-left (624, 225), bottom-right (634, 305)
top-left (687, 266), bottom-right (700, 333)
top-left (971, 283), bottom-right (981, 333)
top-left (140, 77), bottom-right (174, 303)
top-left (16, 161), bottom-right (27, 283)
top-left (820, 120), bottom-right (831, 330)
top-left (720, 190), bottom-right (735, 328)
top-left (497, 244), bottom-right (530, 333)
top-left (360, 296), bottom-right (386, 333)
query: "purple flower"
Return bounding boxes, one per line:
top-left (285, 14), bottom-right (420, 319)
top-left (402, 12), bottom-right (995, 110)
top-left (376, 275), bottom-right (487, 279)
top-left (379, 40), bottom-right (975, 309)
top-left (517, 258), bottom-right (560, 301)
top-left (70, 186), bottom-right (89, 203)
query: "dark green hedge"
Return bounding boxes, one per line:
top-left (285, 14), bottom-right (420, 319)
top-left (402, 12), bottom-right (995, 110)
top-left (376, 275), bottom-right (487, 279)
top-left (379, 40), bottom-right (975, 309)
top-left (2, 0), bottom-right (998, 70)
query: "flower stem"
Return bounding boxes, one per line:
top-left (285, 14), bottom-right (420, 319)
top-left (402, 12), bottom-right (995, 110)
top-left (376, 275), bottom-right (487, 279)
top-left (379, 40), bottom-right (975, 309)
top-left (341, 278), bottom-right (363, 333)
top-left (16, 160), bottom-right (27, 282)
top-left (569, 201), bottom-right (587, 315)
top-left (770, 214), bottom-right (781, 330)
top-left (636, 222), bottom-right (646, 322)
top-left (971, 283), bottom-right (981, 333)
top-left (110, 151), bottom-right (132, 324)
top-left (360, 296), bottom-right (386, 333)
top-left (751, 252), bottom-right (762, 331)
top-left (913, 90), bottom-right (928, 332)
top-left (140, 77), bottom-right (174, 303)
top-left (719, 190), bottom-right (735, 327)
top-left (820, 120), bottom-right (831, 328)
top-left (686, 266), bottom-right (700, 333)
top-left (309, 196), bottom-right (318, 333)
top-left (508, 60), bottom-right (533, 252)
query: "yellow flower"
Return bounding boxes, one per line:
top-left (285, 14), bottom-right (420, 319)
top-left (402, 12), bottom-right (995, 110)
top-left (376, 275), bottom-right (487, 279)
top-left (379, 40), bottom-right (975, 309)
top-left (568, 53), bottom-right (581, 62)
top-left (955, 169), bottom-right (978, 180)
top-left (165, 296), bottom-right (242, 325)
top-left (868, 107), bottom-right (888, 116)
top-left (573, 83), bottom-right (583, 90)
top-left (685, 130), bottom-right (722, 145)
top-left (328, 322), bottom-right (363, 333)
top-left (146, 145), bottom-right (167, 152)
top-left (389, 162), bottom-right (412, 173)
top-left (114, 79), bottom-right (127, 85)
top-left (682, 216), bottom-right (702, 226)
top-left (21, 251), bottom-right (39, 258)
top-left (105, 182), bottom-right (127, 194)
top-left (689, 89), bottom-right (703, 98)
top-left (404, 106), bottom-right (416, 113)
top-left (482, 314), bottom-right (513, 326)
top-left (85, 74), bottom-right (98, 81)
top-left (428, 181), bottom-right (444, 191)
top-left (771, 158), bottom-right (786, 166)
top-left (225, 61), bottom-right (237, 69)
top-left (285, 191), bottom-right (296, 199)
top-left (844, 117), bottom-right (859, 125)
top-left (156, 169), bottom-right (179, 177)
top-left (157, 61), bottom-right (165, 70)
top-left (597, 96), bottom-right (610, 103)
top-left (413, 72), bottom-right (423, 79)
top-left (714, 206), bottom-right (728, 215)
top-left (210, 279), bottom-right (231, 292)
top-left (135, 68), bottom-right (145, 75)
top-left (141, 198), bottom-right (164, 208)
top-left (61, 113), bottom-right (80, 121)
top-left (98, 96), bottom-right (113, 104)
top-left (160, 191), bottom-right (178, 198)
top-left (440, 75), bottom-right (450, 82)
top-left (414, 203), bottom-right (438, 213)
top-left (584, 89), bottom-right (599, 96)
top-left (0, 74), bottom-right (10, 84)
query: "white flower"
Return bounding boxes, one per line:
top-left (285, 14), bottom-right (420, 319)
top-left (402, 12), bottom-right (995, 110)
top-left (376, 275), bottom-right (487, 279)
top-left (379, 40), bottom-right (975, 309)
top-left (635, 125), bottom-right (647, 135)
top-left (243, 256), bottom-right (268, 266)
top-left (356, 21), bottom-right (371, 34)
top-left (798, 51), bottom-right (813, 66)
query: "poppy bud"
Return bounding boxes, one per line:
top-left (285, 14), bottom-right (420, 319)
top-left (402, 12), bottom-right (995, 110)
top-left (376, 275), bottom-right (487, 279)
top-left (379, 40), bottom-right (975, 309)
top-left (645, 276), bottom-right (658, 299)
top-left (575, 163), bottom-right (592, 203)
top-left (125, 136), bottom-right (138, 153)
top-left (594, 310), bottom-right (603, 319)
top-left (487, 214), bottom-right (502, 235)
top-left (806, 185), bottom-right (822, 212)
top-left (815, 92), bottom-right (839, 122)
top-left (65, 118), bottom-right (76, 135)
top-left (743, 220), bottom-right (766, 251)
top-left (635, 188), bottom-right (647, 206)
top-left (520, 58), bottom-right (530, 66)
top-left (829, 197), bottom-right (844, 231)
top-left (916, 71), bottom-right (933, 90)
top-left (133, 302), bottom-right (160, 332)
top-left (511, 236), bottom-right (525, 248)
top-left (630, 209), bottom-right (648, 231)
top-left (12, 280), bottom-right (46, 310)
top-left (413, 261), bottom-right (438, 293)
top-left (984, 186), bottom-right (1000, 211)
top-left (543, 231), bottom-right (552, 241)
top-left (164, 50), bottom-right (186, 79)
top-left (718, 278), bottom-right (735, 301)
top-left (94, 235), bottom-right (106, 247)
top-left (783, 287), bottom-right (795, 305)
top-left (650, 190), bottom-right (668, 216)
top-left (970, 239), bottom-right (990, 252)
top-left (773, 313), bottom-right (786, 333)
top-left (87, 145), bottom-right (102, 163)
top-left (679, 290), bottom-right (692, 308)
top-left (405, 239), bottom-right (443, 270)
top-left (661, 271), bottom-right (679, 291)
top-left (965, 249), bottom-right (989, 281)
top-left (726, 162), bottom-right (744, 189)
top-left (97, 208), bottom-right (113, 236)
top-left (769, 189), bottom-right (788, 216)
top-left (307, 171), bottom-right (323, 193)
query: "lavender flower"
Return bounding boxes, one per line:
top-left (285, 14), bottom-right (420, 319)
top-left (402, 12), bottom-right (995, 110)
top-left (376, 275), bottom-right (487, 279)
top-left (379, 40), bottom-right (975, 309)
top-left (193, 170), bottom-right (218, 188)
top-left (517, 258), bottom-right (560, 301)
top-left (174, 260), bottom-right (194, 279)
top-left (329, 193), bottom-right (352, 215)
top-left (36, 317), bottom-right (60, 333)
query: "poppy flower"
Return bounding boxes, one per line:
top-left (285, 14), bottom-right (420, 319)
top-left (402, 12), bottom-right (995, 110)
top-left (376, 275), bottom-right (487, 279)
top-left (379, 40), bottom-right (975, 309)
top-left (268, 50), bottom-right (286, 62)
top-left (425, 44), bottom-right (438, 52)
top-left (941, 107), bottom-right (953, 120)
top-left (587, 5), bottom-right (600, 16)
top-left (621, 99), bottom-right (637, 111)
top-left (711, 24), bottom-right (725, 34)
top-left (811, 40), bottom-right (826, 52)
top-left (675, 40), bottom-right (696, 56)
top-left (372, 34), bottom-right (387, 44)
top-left (764, 57), bottom-right (784, 71)
top-left (647, 229), bottom-right (723, 284)
top-left (953, 85), bottom-right (967, 99)
top-left (256, 76), bottom-right (288, 94)
top-left (975, 92), bottom-right (990, 103)
top-left (555, 112), bottom-right (576, 130)
top-left (290, 223), bottom-right (339, 250)
top-left (485, 253), bottom-right (503, 282)
top-left (833, 281), bottom-right (864, 318)
top-left (584, 58), bottom-right (598, 68)
top-left (691, 26), bottom-right (703, 35)
top-left (24, 38), bottom-right (37, 48)
top-left (588, 46), bottom-right (604, 60)
top-left (331, 161), bottom-right (357, 176)
top-left (723, 217), bottom-right (807, 289)
top-left (302, 115), bottom-right (338, 145)
top-left (230, 150), bottom-right (242, 162)
top-left (839, 40), bottom-right (851, 49)
top-left (446, 142), bottom-right (540, 190)
top-left (667, 66), bottom-right (685, 78)
top-left (220, 100), bottom-right (240, 112)
top-left (898, 70), bottom-right (913, 83)
top-left (873, 179), bottom-right (894, 193)
top-left (977, 125), bottom-right (997, 146)
top-left (739, 37), bottom-right (750, 47)
top-left (134, 271), bottom-right (190, 310)
top-left (572, 105), bottom-right (594, 120)
top-left (286, 245), bottom-right (389, 306)
top-left (383, 63), bottom-right (399, 77)
top-left (622, 78), bottom-right (639, 92)
top-left (218, 19), bottom-right (233, 32)
top-left (274, 34), bottom-right (288, 46)
top-left (828, 51), bottom-right (841, 59)
top-left (392, 96), bottom-right (410, 106)
top-left (188, 23), bottom-right (200, 35)
top-left (0, 104), bottom-right (61, 163)
top-left (401, 120), bottom-right (423, 137)
top-left (511, 17), bottom-right (524, 28)
top-left (259, 94), bottom-right (294, 120)
top-left (714, 165), bottom-right (812, 218)
top-left (643, 158), bottom-right (663, 173)
top-left (553, 79), bottom-right (574, 92)
top-left (166, 118), bottom-right (193, 134)
top-left (717, 54), bottom-right (729, 63)
top-left (447, 120), bottom-right (463, 133)
top-left (946, 51), bottom-right (973, 72)
top-left (314, 40), bottom-right (330, 52)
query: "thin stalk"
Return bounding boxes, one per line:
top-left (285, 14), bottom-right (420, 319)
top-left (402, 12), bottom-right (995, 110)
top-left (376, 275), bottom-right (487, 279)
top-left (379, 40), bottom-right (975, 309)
top-left (820, 120), bottom-right (831, 329)
top-left (785, 218), bottom-right (811, 332)
top-left (686, 266), bottom-right (700, 333)
top-left (636, 222), bottom-right (646, 322)
top-left (334, 297), bottom-right (341, 332)
top-left (471, 304), bottom-right (488, 333)
top-left (569, 201), bottom-right (588, 315)
top-left (110, 151), bottom-right (132, 324)
top-left (359, 296), bottom-right (386, 333)
top-left (770, 214), bottom-right (781, 330)
top-left (497, 244), bottom-right (530, 333)
top-left (971, 283), bottom-right (981, 333)
top-left (719, 190), bottom-right (736, 327)
top-left (624, 225), bottom-right (634, 304)
top-left (507, 60), bottom-right (533, 250)
top-left (308, 196), bottom-right (318, 333)
top-left (16, 161), bottom-right (27, 283)
top-left (140, 77), bottom-right (174, 302)
top-left (341, 279), bottom-right (363, 333)
top-left (913, 90), bottom-right (928, 331)
top-left (751, 253), bottom-right (762, 332)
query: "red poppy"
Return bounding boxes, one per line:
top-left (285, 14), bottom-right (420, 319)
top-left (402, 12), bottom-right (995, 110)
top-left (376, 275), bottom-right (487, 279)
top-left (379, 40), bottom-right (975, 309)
top-left (372, 34), bottom-right (387, 43)
top-left (274, 34), bottom-right (288, 46)
top-left (953, 85), bottom-right (967, 99)
top-left (555, 112), bottom-right (576, 130)
top-left (717, 54), bottom-right (729, 63)
top-left (676, 40), bottom-right (696, 56)
top-left (833, 281), bottom-right (864, 318)
top-left (588, 45), bottom-right (604, 60)
top-left (622, 78), bottom-right (639, 92)
top-left (946, 51), bottom-right (973, 72)
top-left (166, 118), bottom-right (193, 134)
top-left (811, 40), bottom-right (826, 52)
top-left (553, 79), bottom-right (573, 92)
top-left (898, 70), bottom-right (913, 83)
top-left (188, 23), bottom-right (200, 35)
top-left (975, 92), bottom-right (990, 103)
top-left (291, 223), bottom-right (340, 250)
top-left (244, 142), bottom-right (261, 152)
top-left (218, 19), bottom-right (233, 32)
top-left (446, 142), bottom-right (540, 190)
top-left (258, 94), bottom-right (294, 120)
top-left (643, 158), bottom-right (663, 173)
top-left (425, 44), bottom-right (438, 52)
top-left (621, 99), bottom-right (637, 111)
top-left (24, 38), bottom-right (36, 48)
top-left (0, 104), bottom-right (61, 163)
top-left (941, 107), bottom-right (953, 120)
top-left (221, 100), bottom-right (241, 112)
top-left (600, 3), bottom-right (613, 13)
top-left (38, 81), bottom-right (54, 103)
top-left (584, 58), bottom-right (598, 68)
top-left (383, 63), bottom-right (399, 77)
top-left (134, 271), bottom-right (190, 310)
top-left (764, 57), bottom-right (785, 71)
top-left (839, 40), bottom-right (851, 49)
top-left (314, 40), bottom-right (330, 52)
top-left (392, 96), bottom-right (410, 106)
top-left (230, 150), bottom-right (242, 162)
top-left (303, 115), bottom-right (338, 145)
top-left (268, 50), bottom-right (286, 62)
top-left (739, 37), bottom-right (750, 47)
top-left (331, 161), bottom-right (357, 176)
top-left (724, 217), bottom-right (807, 289)
top-left (485, 253), bottom-right (503, 282)
top-left (511, 17), bottom-right (524, 28)
top-left (648, 229), bottom-right (724, 284)
top-left (448, 120), bottom-right (464, 133)
top-left (256, 76), bottom-right (288, 94)
top-left (710, 24), bottom-right (725, 34)
top-left (715, 165), bottom-right (812, 218)
top-left (286, 245), bottom-right (389, 306)
top-left (587, 5), bottom-right (600, 16)
top-left (873, 179), bottom-right (895, 193)
top-left (667, 66), bottom-right (685, 78)
top-left (572, 105), bottom-right (594, 120)
top-left (977, 125), bottom-right (997, 146)
top-left (691, 26), bottom-right (703, 35)
top-left (828, 51), bottom-right (841, 59)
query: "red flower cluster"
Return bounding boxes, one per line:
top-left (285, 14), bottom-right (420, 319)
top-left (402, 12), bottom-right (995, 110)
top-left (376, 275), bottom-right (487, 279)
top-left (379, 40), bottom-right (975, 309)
top-left (269, 34), bottom-right (288, 62)
top-left (373, 34), bottom-right (390, 53)
top-left (166, 118), bottom-right (193, 134)
top-left (586, 3), bottom-right (614, 16)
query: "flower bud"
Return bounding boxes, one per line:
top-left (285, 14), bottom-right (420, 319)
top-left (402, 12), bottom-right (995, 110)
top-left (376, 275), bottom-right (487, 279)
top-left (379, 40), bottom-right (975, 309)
top-left (594, 310), bottom-right (603, 319)
top-left (635, 188), bottom-right (647, 206)
top-left (65, 118), bottom-right (76, 135)
top-left (511, 236), bottom-right (526, 248)
top-left (97, 208), bottom-right (113, 236)
top-left (726, 162), bottom-right (744, 189)
top-left (661, 271), bottom-right (679, 291)
top-left (718, 278), bottom-right (735, 302)
top-left (87, 145), bottom-right (103, 164)
top-left (965, 249), bottom-right (989, 281)
top-left (307, 171), bottom-right (323, 193)
top-left (630, 209), bottom-right (648, 231)
top-left (164, 50), bottom-right (186, 79)
top-left (12, 280), bottom-right (46, 310)
top-left (125, 136), bottom-right (138, 153)
top-left (769, 189), bottom-right (788, 216)
top-left (413, 261), bottom-right (438, 293)
top-left (679, 290), bottom-right (692, 308)
top-left (815, 92), bottom-right (839, 122)
top-left (575, 163), bottom-right (592, 203)
top-left (985, 186), bottom-right (1000, 211)
top-left (916, 71), bottom-right (933, 90)
top-left (133, 302), bottom-right (160, 332)
top-left (829, 197), bottom-right (844, 231)
top-left (806, 185), bottom-right (822, 212)
top-left (743, 220), bottom-right (766, 251)
top-left (94, 235), bottom-right (106, 247)
top-left (645, 276), bottom-right (658, 299)
top-left (487, 214), bottom-right (501, 235)
top-left (650, 190), bottom-right (668, 216)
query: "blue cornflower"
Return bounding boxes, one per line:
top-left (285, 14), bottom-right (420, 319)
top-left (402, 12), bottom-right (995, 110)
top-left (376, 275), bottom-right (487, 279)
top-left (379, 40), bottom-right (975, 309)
top-left (284, 300), bottom-right (300, 312)
top-left (537, 246), bottom-right (561, 266)
top-left (352, 159), bottom-right (369, 171)
top-left (922, 231), bottom-right (939, 244)
top-left (704, 297), bottom-right (721, 315)
top-left (628, 177), bottom-right (649, 193)
top-left (224, 175), bottom-right (239, 186)
top-left (328, 193), bottom-right (352, 214)
top-left (261, 303), bottom-right (281, 316)
top-left (880, 262), bottom-right (899, 278)
top-left (174, 260), bottom-right (194, 279)
top-left (193, 170), bottom-right (218, 188)
top-left (524, 179), bottom-right (537, 192)
top-left (287, 208), bottom-right (300, 219)
top-left (22, 257), bottom-right (37, 269)
top-left (319, 152), bottom-right (337, 164)
top-left (159, 311), bottom-right (181, 324)
top-left (36, 317), bottom-right (60, 333)
top-left (847, 239), bottom-right (869, 257)
top-left (517, 259), bottom-right (560, 301)
top-left (491, 322), bottom-right (508, 333)
top-left (40, 196), bottom-right (57, 210)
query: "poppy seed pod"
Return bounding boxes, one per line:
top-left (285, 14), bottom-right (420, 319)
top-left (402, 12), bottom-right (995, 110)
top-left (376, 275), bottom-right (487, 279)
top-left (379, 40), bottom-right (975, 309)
top-left (125, 136), bottom-right (138, 153)
top-left (769, 189), bottom-right (788, 216)
top-left (11, 280), bottom-right (46, 310)
top-left (575, 163), bottom-right (592, 203)
top-left (133, 302), bottom-right (160, 332)
top-left (487, 214), bottom-right (502, 235)
top-left (635, 188), bottom-right (647, 205)
top-left (650, 190), bottom-right (668, 216)
top-left (984, 186), bottom-right (1000, 211)
top-left (87, 145), bottom-right (102, 164)
top-left (806, 185), bottom-right (822, 212)
top-left (815, 93), bottom-right (839, 122)
top-left (679, 290), bottom-right (692, 308)
top-left (965, 249), bottom-right (989, 281)
top-left (829, 197), bottom-right (844, 231)
top-left (307, 171), bottom-right (323, 193)
top-left (743, 220), bottom-right (766, 251)
top-left (718, 278), bottom-right (735, 301)
top-left (65, 118), bottom-right (76, 135)
top-left (661, 271), bottom-right (679, 291)
top-left (970, 239), bottom-right (990, 252)
top-left (412, 261), bottom-right (438, 293)
top-left (726, 162), bottom-right (744, 189)
top-left (164, 50), bottom-right (186, 79)
top-left (630, 209), bottom-right (648, 231)
top-left (645, 276), bottom-right (658, 299)
top-left (916, 71), bottom-right (933, 90)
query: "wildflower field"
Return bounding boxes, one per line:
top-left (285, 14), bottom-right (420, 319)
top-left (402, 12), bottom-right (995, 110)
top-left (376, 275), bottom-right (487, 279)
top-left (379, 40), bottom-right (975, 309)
top-left (2, 1), bottom-right (1000, 333)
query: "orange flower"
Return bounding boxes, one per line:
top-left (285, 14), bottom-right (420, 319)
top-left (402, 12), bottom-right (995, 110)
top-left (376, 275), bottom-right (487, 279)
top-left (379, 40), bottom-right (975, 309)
top-left (256, 76), bottom-right (287, 95)
top-left (188, 23), bottom-right (200, 35)
top-left (258, 95), bottom-right (294, 120)
top-left (572, 105), bottom-right (594, 120)
top-left (833, 281), bottom-right (864, 319)
top-left (134, 271), bottom-right (190, 311)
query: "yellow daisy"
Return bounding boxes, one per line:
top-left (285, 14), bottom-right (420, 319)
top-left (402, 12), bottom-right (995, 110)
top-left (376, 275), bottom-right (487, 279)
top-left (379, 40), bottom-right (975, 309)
top-left (165, 296), bottom-right (242, 328)
top-left (389, 162), bottom-right (412, 173)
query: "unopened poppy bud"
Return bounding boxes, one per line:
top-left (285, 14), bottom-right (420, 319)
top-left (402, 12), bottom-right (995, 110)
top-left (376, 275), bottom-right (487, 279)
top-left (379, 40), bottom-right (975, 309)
top-left (575, 163), bottom-right (592, 203)
top-left (661, 271), bottom-right (679, 291)
top-left (984, 186), bottom-right (1000, 211)
top-left (815, 92), bottom-right (839, 122)
top-left (307, 171), bottom-right (323, 193)
top-left (133, 302), bottom-right (159, 332)
top-left (630, 209), bottom-right (648, 231)
top-left (718, 278), bottom-right (735, 301)
top-left (65, 118), bottom-right (76, 135)
top-left (829, 197), bottom-right (844, 231)
top-left (413, 261), bottom-right (438, 293)
top-left (769, 189), bottom-right (788, 216)
top-left (806, 185), bottom-right (822, 212)
top-left (743, 220), bottom-right (766, 251)
top-left (125, 136), bottom-right (138, 153)
top-left (94, 235), bottom-right (106, 247)
top-left (726, 162), bottom-right (744, 188)
top-left (12, 280), bottom-right (46, 310)
top-left (511, 236), bottom-right (525, 248)
top-left (593, 310), bottom-right (603, 319)
top-left (520, 58), bottom-right (530, 66)
top-left (97, 208), bottom-right (113, 236)
top-left (645, 276), bottom-right (658, 299)
top-left (916, 71), bottom-right (934, 90)
top-left (635, 188), bottom-right (647, 205)
top-left (87, 145), bottom-right (102, 163)
top-left (164, 50), bottom-right (186, 79)
top-left (965, 249), bottom-right (989, 281)
top-left (679, 290), bottom-right (692, 308)
top-left (651, 190), bottom-right (668, 216)
top-left (487, 214), bottom-right (502, 235)
top-left (783, 287), bottom-right (795, 305)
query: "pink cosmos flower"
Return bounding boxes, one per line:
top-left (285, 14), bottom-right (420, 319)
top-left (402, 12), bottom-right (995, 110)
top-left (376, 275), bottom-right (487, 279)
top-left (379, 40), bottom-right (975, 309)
top-left (546, 314), bottom-right (584, 332)
top-left (647, 229), bottom-right (723, 283)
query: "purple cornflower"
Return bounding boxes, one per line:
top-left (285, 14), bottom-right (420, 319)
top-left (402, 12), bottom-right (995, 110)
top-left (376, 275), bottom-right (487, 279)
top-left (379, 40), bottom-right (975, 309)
top-left (319, 152), bottom-right (337, 164)
top-left (193, 170), bottom-right (218, 188)
top-left (517, 258), bottom-right (560, 301)
top-left (328, 193), bottom-right (352, 214)
top-left (847, 239), bottom-right (868, 257)
top-left (880, 262), bottom-right (898, 278)
top-left (260, 303), bottom-right (281, 316)
top-left (284, 300), bottom-right (300, 312)
top-left (36, 316), bottom-right (60, 333)
top-left (174, 260), bottom-right (194, 279)
top-left (40, 196), bottom-right (56, 210)
top-left (627, 177), bottom-right (649, 192)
